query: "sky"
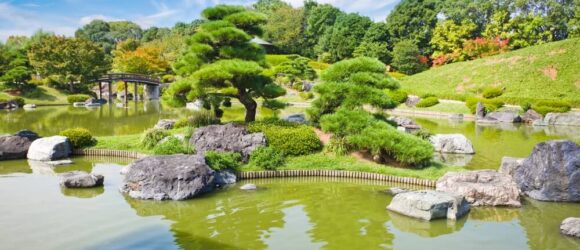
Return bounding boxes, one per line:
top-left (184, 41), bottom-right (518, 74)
top-left (0, 0), bottom-right (401, 42)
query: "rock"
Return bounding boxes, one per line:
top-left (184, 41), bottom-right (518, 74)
top-left (23, 104), bottom-right (36, 109)
top-left (240, 183), bottom-right (257, 190)
top-left (532, 119), bottom-right (548, 127)
top-left (384, 187), bottom-right (409, 195)
top-left (544, 112), bottom-right (580, 126)
top-left (302, 81), bottom-right (314, 92)
top-left (120, 166), bottom-right (130, 175)
top-left (214, 169), bottom-right (237, 186)
top-left (498, 157), bottom-right (524, 177)
top-left (186, 99), bottom-right (204, 110)
top-left (0, 130), bottom-right (39, 160)
top-left (560, 217), bottom-right (580, 238)
top-left (433, 153), bottom-right (473, 167)
top-left (430, 134), bottom-right (475, 154)
top-left (26, 136), bottom-right (72, 161)
top-left (483, 112), bottom-right (522, 123)
top-left (154, 119), bottom-right (177, 130)
top-left (405, 95), bottom-right (420, 107)
top-left (283, 113), bottom-right (306, 123)
top-left (59, 171), bottom-right (104, 188)
top-left (387, 190), bottom-right (470, 221)
top-left (45, 159), bottom-right (74, 166)
top-left (475, 102), bottom-right (486, 119)
top-left (121, 155), bottom-right (215, 201)
top-left (73, 102), bottom-right (85, 107)
top-left (389, 116), bottom-right (418, 127)
top-left (522, 109), bottom-right (543, 123)
top-left (436, 170), bottom-right (521, 207)
top-left (190, 123), bottom-right (266, 162)
top-left (513, 140), bottom-right (580, 202)
top-left (448, 114), bottom-right (464, 121)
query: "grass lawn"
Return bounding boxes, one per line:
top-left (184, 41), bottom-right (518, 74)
top-left (396, 102), bottom-right (472, 114)
top-left (399, 38), bottom-right (580, 107)
top-left (0, 86), bottom-right (69, 105)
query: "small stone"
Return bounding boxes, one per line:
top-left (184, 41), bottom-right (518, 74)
top-left (560, 217), bottom-right (580, 238)
top-left (59, 171), bottom-right (104, 188)
top-left (23, 104), bottom-right (36, 109)
top-left (430, 134), bottom-right (475, 154)
top-left (240, 183), bottom-right (257, 190)
top-left (154, 119), bottom-right (177, 130)
top-left (214, 170), bottom-right (237, 186)
top-left (405, 95), bottom-right (420, 107)
top-left (283, 113), bottom-right (306, 123)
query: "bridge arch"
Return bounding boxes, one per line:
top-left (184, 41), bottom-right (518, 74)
top-left (94, 73), bottom-right (162, 104)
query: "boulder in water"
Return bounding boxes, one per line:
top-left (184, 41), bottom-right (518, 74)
top-left (430, 134), bottom-right (475, 154)
top-left (240, 183), bottom-right (257, 190)
top-left (482, 112), bottom-right (522, 123)
top-left (522, 109), bottom-right (543, 124)
top-left (544, 112), bottom-right (580, 126)
top-left (0, 130), bottom-right (39, 160)
top-left (121, 155), bottom-right (215, 200)
top-left (387, 190), bottom-right (470, 220)
top-left (560, 217), bottom-right (580, 238)
top-left (26, 136), bottom-right (71, 161)
top-left (214, 169), bottom-right (237, 186)
top-left (436, 170), bottom-right (521, 207)
top-left (498, 157), bottom-right (524, 177)
top-left (59, 171), bottom-right (104, 188)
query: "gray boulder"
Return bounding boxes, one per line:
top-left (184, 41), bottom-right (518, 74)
top-left (283, 113), bottom-right (306, 123)
top-left (522, 109), bottom-right (543, 124)
top-left (436, 170), bottom-right (521, 207)
top-left (26, 136), bottom-right (71, 161)
top-left (240, 183), bottom-right (257, 190)
top-left (214, 169), bottom-right (237, 186)
top-left (483, 112), bottom-right (522, 123)
top-left (560, 217), bottom-right (580, 238)
top-left (387, 190), bottom-right (470, 220)
top-left (154, 119), bottom-right (177, 130)
top-left (544, 112), bottom-right (580, 126)
top-left (59, 171), bottom-right (104, 188)
top-left (190, 123), bottom-right (266, 161)
top-left (475, 102), bottom-right (486, 119)
top-left (0, 130), bottom-right (39, 160)
top-left (448, 114), bottom-right (464, 121)
top-left (430, 134), bottom-right (475, 154)
top-left (405, 95), bottom-right (420, 107)
top-left (384, 187), bottom-right (409, 195)
top-left (513, 140), bottom-right (580, 202)
top-left (498, 157), bottom-right (524, 177)
top-left (121, 155), bottom-right (215, 201)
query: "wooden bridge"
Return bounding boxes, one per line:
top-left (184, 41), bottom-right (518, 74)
top-left (94, 73), bottom-right (162, 104)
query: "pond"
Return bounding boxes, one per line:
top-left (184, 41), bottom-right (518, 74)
top-left (0, 158), bottom-right (578, 250)
top-left (411, 117), bottom-right (580, 170)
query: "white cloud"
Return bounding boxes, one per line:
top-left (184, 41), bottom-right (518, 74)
top-left (0, 2), bottom-right (77, 41)
top-left (80, 14), bottom-right (124, 25)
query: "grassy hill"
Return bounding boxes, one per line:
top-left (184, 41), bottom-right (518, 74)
top-left (0, 86), bottom-right (69, 105)
top-left (399, 38), bottom-right (580, 107)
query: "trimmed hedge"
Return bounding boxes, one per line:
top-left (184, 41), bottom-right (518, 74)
top-left (416, 97), bottom-right (439, 108)
top-left (67, 94), bottom-right (91, 104)
top-left (248, 120), bottom-right (322, 156)
top-left (249, 147), bottom-right (285, 170)
top-left (465, 97), bottom-right (505, 113)
top-left (141, 129), bottom-right (170, 150)
top-left (482, 87), bottom-right (504, 99)
top-left (532, 100), bottom-right (571, 116)
top-left (59, 128), bottom-right (96, 148)
top-left (204, 151), bottom-right (241, 171)
top-left (386, 89), bottom-right (408, 104)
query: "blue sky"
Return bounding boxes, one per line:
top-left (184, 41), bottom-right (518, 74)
top-left (0, 0), bottom-right (401, 41)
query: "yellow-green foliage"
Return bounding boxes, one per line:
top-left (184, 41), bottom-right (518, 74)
top-left (248, 146), bottom-right (285, 170)
top-left (204, 151), bottom-right (241, 170)
top-left (416, 97), bottom-right (439, 107)
top-left (387, 71), bottom-right (407, 79)
top-left (248, 120), bottom-right (322, 156)
top-left (141, 128), bottom-right (170, 149)
top-left (308, 61), bottom-right (331, 71)
top-left (67, 94), bottom-right (91, 104)
top-left (59, 128), bottom-right (96, 148)
top-left (532, 100), bottom-right (571, 115)
top-left (466, 97), bottom-right (505, 113)
top-left (482, 86), bottom-right (504, 99)
top-left (265, 54), bottom-right (291, 66)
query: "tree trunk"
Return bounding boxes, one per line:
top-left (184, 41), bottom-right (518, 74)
top-left (237, 89), bottom-right (257, 123)
top-left (69, 81), bottom-right (74, 93)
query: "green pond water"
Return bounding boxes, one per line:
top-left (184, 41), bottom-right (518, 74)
top-left (0, 157), bottom-right (579, 250)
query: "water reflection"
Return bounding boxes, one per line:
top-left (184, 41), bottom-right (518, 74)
top-left (388, 212), bottom-right (467, 237)
top-left (60, 186), bottom-right (105, 199)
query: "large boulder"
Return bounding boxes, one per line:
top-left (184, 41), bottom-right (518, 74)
top-left (190, 123), bottom-right (266, 161)
top-left (482, 112), bottom-right (522, 123)
top-left (512, 140), bottom-right (580, 202)
top-left (26, 136), bottom-right (71, 161)
top-left (560, 217), bottom-right (580, 238)
top-left (121, 155), bottom-right (215, 201)
top-left (544, 112), bottom-right (580, 126)
top-left (405, 95), bottom-right (420, 107)
top-left (430, 134), bottom-right (475, 154)
top-left (283, 113), bottom-right (306, 123)
top-left (214, 169), bottom-right (237, 186)
top-left (436, 170), bottom-right (521, 207)
top-left (59, 171), bottom-right (104, 188)
top-left (498, 157), bottom-right (524, 177)
top-left (387, 190), bottom-right (470, 221)
top-left (475, 102), bottom-right (486, 119)
top-left (522, 109), bottom-right (543, 124)
top-left (154, 119), bottom-right (177, 130)
top-left (0, 130), bottom-right (39, 160)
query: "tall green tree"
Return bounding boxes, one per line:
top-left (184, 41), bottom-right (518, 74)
top-left (386, 0), bottom-right (441, 55)
top-left (28, 36), bottom-right (109, 92)
top-left (75, 20), bottom-right (115, 53)
top-left (252, 0), bottom-right (290, 14)
top-left (142, 27), bottom-right (171, 42)
top-left (170, 5), bottom-right (286, 122)
top-left (430, 20), bottom-right (477, 56)
top-left (0, 37), bottom-right (32, 90)
top-left (317, 13), bottom-right (372, 62)
top-left (109, 21), bottom-right (143, 42)
top-left (303, 4), bottom-right (343, 58)
top-left (391, 40), bottom-right (428, 75)
top-left (353, 22), bottom-right (392, 64)
top-left (262, 5), bottom-right (306, 54)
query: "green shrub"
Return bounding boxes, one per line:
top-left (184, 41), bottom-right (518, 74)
top-left (67, 94), bottom-right (91, 104)
top-left (59, 128), bottom-right (96, 148)
top-left (248, 120), bottom-right (322, 156)
top-left (482, 87), bottom-right (504, 99)
top-left (416, 97), bottom-right (439, 107)
top-left (324, 137), bottom-right (350, 156)
top-left (532, 100), bottom-right (571, 116)
top-left (299, 92), bottom-right (314, 100)
top-left (386, 89), bottom-right (408, 104)
top-left (521, 102), bottom-right (532, 112)
top-left (141, 129), bottom-right (170, 149)
top-left (173, 118), bottom-right (191, 129)
top-left (249, 147), bottom-right (285, 170)
top-left (188, 110), bottom-right (221, 127)
top-left (420, 93), bottom-right (436, 98)
top-left (11, 97), bottom-right (25, 107)
top-left (465, 97), bottom-right (505, 113)
top-left (204, 151), bottom-right (241, 171)
top-left (153, 137), bottom-right (193, 155)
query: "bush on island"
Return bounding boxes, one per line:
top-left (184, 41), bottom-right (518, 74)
top-left (249, 147), bottom-right (285, 170)
top-left (482, 86), bottom-right (504, 99)
top-left (204, 151), bottom-right (241, 171)
top-left (67, 94), bottom-right (91, 104)
top-left (59, 128), bottom-right (96, 148)
top-left (532, 100), bottom-right (571, 116)
top-left (465, 97), bottom-right (504, 113)
top-left (141, 129), bottom-right (170, 150)
top-left (248, 119), bottom-right (322, 156)
top-left (416, 97), bottom-right (439, 108)
top-left (386, 89), bottom-right (408, 104)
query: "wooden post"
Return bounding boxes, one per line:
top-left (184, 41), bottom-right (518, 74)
top-left (124, 81), bottom-right (128, 105)
top-left (108, 81), bottom-right (112, 104)
top-left (98, 82), bottom-right (102, 100)
top-left (134, 82), bottom-right (138, 103)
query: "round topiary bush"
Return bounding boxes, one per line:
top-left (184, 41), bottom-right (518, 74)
top-left (249, 147), bottom-right (285, 170)
top-left (482, 87), bottom-right (504, 99)
top-left (67, 94), bottom-right (91, 104)
top-left (386, 89), bottom-right (408, 104)
top-left (416, 97), bottom-right (439, 108)
top-left (248, 120), bottom-right (322, 156)
top-left (532, 100), bottom-right (571, 116)
top-left (59, 128), bottom-right (96, 148)
top-left (141, 128), bottom-right (170, 150)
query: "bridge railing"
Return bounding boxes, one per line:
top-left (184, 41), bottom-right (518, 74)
top-left (95, 73), bottom-right (161, 84)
